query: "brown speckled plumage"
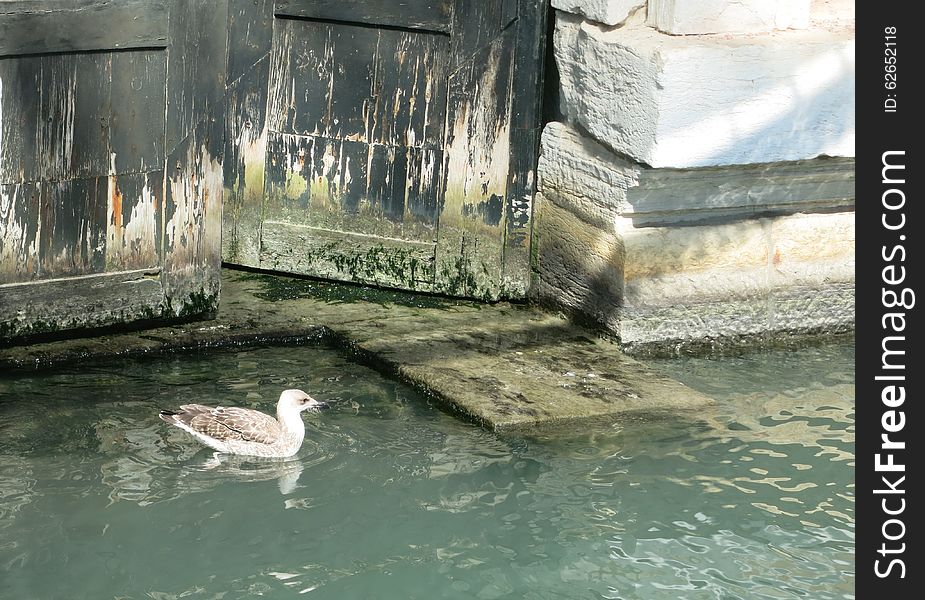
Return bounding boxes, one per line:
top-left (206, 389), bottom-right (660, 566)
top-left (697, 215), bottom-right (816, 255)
top-left (159, 389), bottom-right (327, 457)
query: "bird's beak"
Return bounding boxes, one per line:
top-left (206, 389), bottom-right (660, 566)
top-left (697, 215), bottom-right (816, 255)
top-left (307, 399), bottom-right (329, 411)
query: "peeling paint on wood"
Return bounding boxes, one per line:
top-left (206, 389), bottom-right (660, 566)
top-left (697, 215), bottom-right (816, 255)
top-left (223, 0), bottom-right (548, 301)
top-left (267, 18), bottom-right (448, 150)
top-left (437, 31), bottom-right (515, 300)
top-left (265, 133), bottom-right (443, 240)
top-left (0, 1), bottom-right (226, 339)
top-left (163, 108), bottom-right (225, 318)
top-left (223, 60), bottom-right (271, 265)
top-left (0, 48), bottom-right (166, 288)
top-left (257, 13), bottom-right (450, 285)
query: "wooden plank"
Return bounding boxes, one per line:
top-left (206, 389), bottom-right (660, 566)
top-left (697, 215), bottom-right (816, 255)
top-left (110, 50), bottom-right (167, 174)
top-left (260, 222), bottom-right (436, 290)
top-left (263, 132), bottom-right (441, 242)
top-left (0, 55), bottom-right (42, 184)
top-left (267, 18), bottom-right (448, 149)
top-left (0, 268), bottom-right (166, 339)
top-left (160, 0), bottom-right (228, 317)
top-left (436, 30), bottom-right (516, 300)
top-left (0, 0), bottom-right (168, 57)
top-left (274, 0), bottom-right (453, 33)
top-left (222, 0), bottom-right (274, 266)
top-left (165, 0), bottom-right (228, 155)
top-left (501, 0), bottom-right (548, 297)
top-left (0, 181), bottom-right (41, 284)
top-left (223, 58), bottom-right (271, 266)
top-left (163, 107), bottom-right (223, 317)
top-left (450, 0), bottom-right (507, 69)
top-left (1, 49), bottom-right (165, 184)
top-left (38, 177), bottom-right (109, 280)
top-left (226, 0), bottom-right (273, 85)
top-left (35, 53), bottom-right (82, 183)
top-left (69, 53), bottom-right (113, 180)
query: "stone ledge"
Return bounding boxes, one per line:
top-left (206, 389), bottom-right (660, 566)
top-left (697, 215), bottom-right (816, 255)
top-left (539, 122), bottom-right (856, 227)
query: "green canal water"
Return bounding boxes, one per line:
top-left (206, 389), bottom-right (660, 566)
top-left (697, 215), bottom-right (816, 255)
top-left (0, 340), bottom-right (854, 599)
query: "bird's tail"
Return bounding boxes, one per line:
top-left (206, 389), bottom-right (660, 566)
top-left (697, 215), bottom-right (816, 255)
top-left (159, 409), bottom-right (179, 424)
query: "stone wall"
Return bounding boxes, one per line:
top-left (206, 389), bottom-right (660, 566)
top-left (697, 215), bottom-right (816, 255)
top-left (533, 0), bottom-right (855, 354)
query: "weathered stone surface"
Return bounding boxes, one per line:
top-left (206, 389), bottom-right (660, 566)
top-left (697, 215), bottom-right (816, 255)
top-left (537, 121), bottom-right (640, 231)
top-left (532, 194), bottom-right (624, 333)
top-left (551, 0), bottom-right (644, 26)
top-left (534, 123), bottom-right (855, 352)
top-left (810, 0), bottom-right (855, 33)
top-left (538, 121), bottom-right (856, 227)
top-left (627, 155), bottom-right (856, 226)
top-left (619, 210), bottom-right (854, 310)
top-left (647, 0), bottom-right (810, 35)
top-left (555, 13), bottom-right (855, 167)
top-left (0, 269), bottom-right (714, 429)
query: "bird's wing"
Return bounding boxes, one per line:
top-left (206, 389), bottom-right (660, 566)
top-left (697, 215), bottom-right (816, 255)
top-left (184, 405), bottom-right (282, 444)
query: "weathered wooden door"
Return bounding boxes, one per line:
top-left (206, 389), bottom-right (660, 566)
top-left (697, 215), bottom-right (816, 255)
top-left (0, 1), bottom-right (227, 340)
top-left (223, 0), bottom-right (547, 299)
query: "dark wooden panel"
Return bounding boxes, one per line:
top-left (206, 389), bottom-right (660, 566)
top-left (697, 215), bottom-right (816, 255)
top-left (166, 0), bottom-right (229, 154)
top-left (0, 0), bottom-right (168, 57)
top-left (437, 29), bottom-right (516, 299)
top-left (274, 0), bottom-right (453, 33)
top-left (1, 0), bottom-right (227, 339)
top-left (35, 53), bottom-right (86, 183)
top-left (260, 222), bottom-right (436, 290)
top-left (223, 57), bottom-right (272, 265)
top-left (70, 54), bottom-right (113, 180)
top-left (0, 55), bottom-right (43, 184)
top-left (502, 0), bottom-right (548, 296)
top-left (1, 50), bottom-right (165, 185)
top-left (451, 0), bottom-right (510, 68)
top-left (227, 0), bottom-right (274, 85)
top-left (38, 177), bottom-right (109, 279)
top-left (264, 133), bottom-right (442, 241)
top-left (110, 50), bottom-right (167, 174)
top-left (268, 18), bottom-right (448, 149)
top-left (0, 268), bottom-right (166, 339)
top-left (163, 105), bottom-right (224, 316)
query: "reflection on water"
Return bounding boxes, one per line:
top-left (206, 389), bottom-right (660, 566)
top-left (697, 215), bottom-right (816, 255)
top-left (0, 341), bottom-right (853, 599)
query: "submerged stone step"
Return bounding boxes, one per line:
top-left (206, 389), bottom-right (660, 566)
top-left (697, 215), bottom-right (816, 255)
top-left (0, 270), bottom-right (713, 430)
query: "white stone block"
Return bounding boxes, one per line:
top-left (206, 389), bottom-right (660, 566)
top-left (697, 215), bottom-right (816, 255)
top-left (551, 0), bottom-right (645, 26)
top-left (556, 14), bottom-right (855, 167)
top-left (647, 0), bottom-right (811, 35)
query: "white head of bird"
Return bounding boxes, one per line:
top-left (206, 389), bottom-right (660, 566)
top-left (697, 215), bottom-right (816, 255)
top-left (277, 389), bottom-right (327, 416)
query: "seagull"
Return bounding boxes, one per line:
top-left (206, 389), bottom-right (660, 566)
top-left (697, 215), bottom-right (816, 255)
top-left (159, 389), bottom-right (328, 458)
